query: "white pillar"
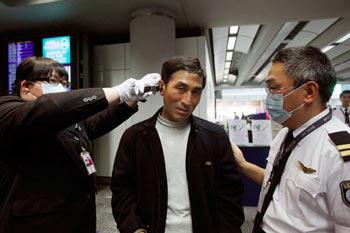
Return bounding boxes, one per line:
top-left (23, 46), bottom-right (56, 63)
top-left (129, 7), bottom-right (176, 124)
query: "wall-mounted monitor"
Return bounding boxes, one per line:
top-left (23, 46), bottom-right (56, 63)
top-left (42, 36), bottom-right (71, 64)
top-left (8, 40), bottom-right (35, 94)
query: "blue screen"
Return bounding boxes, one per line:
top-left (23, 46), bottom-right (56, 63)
top-left (42, 36), bottom-right (71, 64)
top-left (8, 40), bottom-right (35, 94)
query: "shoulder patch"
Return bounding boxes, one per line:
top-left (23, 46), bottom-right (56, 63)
top-left (340, 181), bottom-right (350, 208)
top-left (328, 131), bottom-right (350, 162)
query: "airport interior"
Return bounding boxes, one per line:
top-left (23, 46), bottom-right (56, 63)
top-left (1, 0), bottom-right (350, 233)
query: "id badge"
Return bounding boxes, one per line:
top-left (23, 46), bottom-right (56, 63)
top-left (80, 147), bottom-right (96, 175)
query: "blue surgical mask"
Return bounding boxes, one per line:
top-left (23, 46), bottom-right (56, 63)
top-left (266, 84), bottom-right (305, 124)
top-left (41, 83), bottom-right (68, 94)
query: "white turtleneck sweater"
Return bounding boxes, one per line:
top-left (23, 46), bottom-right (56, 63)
top-left (155, 114), bottom-right (192, 233)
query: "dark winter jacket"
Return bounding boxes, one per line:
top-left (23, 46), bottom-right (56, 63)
top-left (111, 109), bottom-right (244, 233)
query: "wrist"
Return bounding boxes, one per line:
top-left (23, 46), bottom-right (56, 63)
top-left (237, 159), bottom-right (248, 171)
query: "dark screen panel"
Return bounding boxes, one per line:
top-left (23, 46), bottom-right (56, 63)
top-left (8, 40), bottom-right (34, 94)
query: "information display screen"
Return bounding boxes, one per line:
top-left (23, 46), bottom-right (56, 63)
top-left (8, 40), bottom-right (35, 94)
top-left (42, 36), bottom-right (71, 64)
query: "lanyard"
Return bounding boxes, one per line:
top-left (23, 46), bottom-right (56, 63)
top-left (268, 109), bottom-right (332, 182)
top-left (75, 123), bottom-right (86, 151)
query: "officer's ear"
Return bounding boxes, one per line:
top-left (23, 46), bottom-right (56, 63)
top-left (20, 80), bottom-right (32, 93)
top-left (304, 81), bottom-right (319, 105)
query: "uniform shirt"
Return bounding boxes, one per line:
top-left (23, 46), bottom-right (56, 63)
top-left (259, 108), bottom-right (350, 233)
top-left (333, 106), bottom-right (350, 125)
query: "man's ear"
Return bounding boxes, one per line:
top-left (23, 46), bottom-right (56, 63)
top-left (304, 81), bottom-right (319, 105)
top-left (159, 80), bottom-right (165, 96)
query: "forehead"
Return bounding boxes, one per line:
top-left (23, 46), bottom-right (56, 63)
top-left (265, 62), bottom-right (293, 86)
top-left (168, 70), bottom-right (203, 88)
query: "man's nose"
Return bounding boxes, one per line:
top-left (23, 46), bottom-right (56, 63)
top-left (181, 91), bottom-right (192, 106)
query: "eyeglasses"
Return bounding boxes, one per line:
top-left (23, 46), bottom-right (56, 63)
top-left (31, 77), bottom-right (70, 88)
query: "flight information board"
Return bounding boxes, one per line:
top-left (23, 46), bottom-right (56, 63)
top-left (8, 40), bottom-right (35, 94)
top-left (42, 36), bottom-right (71, 64)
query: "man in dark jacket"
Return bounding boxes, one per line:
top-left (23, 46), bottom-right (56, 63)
top-left (111, 56), bottom-right (244, 233)
top-left (0, 56), bottom-right (160, 233)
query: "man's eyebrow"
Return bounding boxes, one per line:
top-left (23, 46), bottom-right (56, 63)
top-left (175, 81), bottom-right (188, 86)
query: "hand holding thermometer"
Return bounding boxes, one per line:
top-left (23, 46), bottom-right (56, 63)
top-left (140, 86), bottom-right (160, 102)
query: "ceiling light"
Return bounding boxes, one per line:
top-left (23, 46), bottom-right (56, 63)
top-left (228, 74), bottom-right (237, 83)
top-left (226, 51), bottom-right (233, 61)
top-left (225, 62), bottom-right (231, 69)
top-left (0, 0), bottom-right (63, 6)
top-left (224, 69), bottom-right (229, 74)
top-left (223, 74), bottom-right (228, 83)
top-left (229, 26), bottom-right (239, 34)
top-left (321, 45), bottom-right (335, 53)
top-left (335, 32), bottom-right (350, 44)
top-left (227, 36), bottom-right (236, 50)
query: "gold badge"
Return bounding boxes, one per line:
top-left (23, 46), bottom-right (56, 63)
top-left (298, 161), bottom-right (316, 174)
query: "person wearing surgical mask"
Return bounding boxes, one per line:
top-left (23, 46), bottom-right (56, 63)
top-left (0, 56), bottom-right (161, 233)
top-left (231, 46), bottom-right (350, 233)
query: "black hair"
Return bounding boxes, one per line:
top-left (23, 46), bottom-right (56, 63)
top-left (12, 56), bottom-right (68, 96)
top-left (272, 46), bottom-right (336, 103)
top-left (340, 90), bottom-right (350, 98)
top-left (161, 56), bottom-right (206, 88)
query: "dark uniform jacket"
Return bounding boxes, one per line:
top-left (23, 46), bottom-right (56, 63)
top-left (0, 88), bottom-right (137, 233)
top-left (111, 109), bottom-right (244, 233)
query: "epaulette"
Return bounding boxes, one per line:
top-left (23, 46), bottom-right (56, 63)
top-left (329, 131), bottom-right (350, 162)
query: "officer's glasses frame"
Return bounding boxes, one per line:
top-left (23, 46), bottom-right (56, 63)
top-left (31, 77), bottom-right (70, 88)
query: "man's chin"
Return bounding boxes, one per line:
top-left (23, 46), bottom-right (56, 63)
top-left (172, 113), bottom-right (190, 122)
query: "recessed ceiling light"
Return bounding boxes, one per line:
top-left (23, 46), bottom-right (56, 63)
top-left (225, 62), bottom-right (231, 69)
top-left (0, 0), bottom-right (63, 7)
top-left (321, 45), bottom-right (335, 53)
top-left (227, 36), bottom-right (236, 50)
top-left (335, 32), bottom-right (350, 44)
top-left (229, 26), bottom-right (239, 34)
top-left (226, 51), bottom-right (233, 61)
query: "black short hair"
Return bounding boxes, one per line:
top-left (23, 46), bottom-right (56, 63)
top-left (272, 46), bottom-right (336, 103)
top-left (12, 56), bottom-right (68, 96)
top-left (340, 90), bottom-right (350, 97)
top-left (161, 56), bottom-right (206, 88)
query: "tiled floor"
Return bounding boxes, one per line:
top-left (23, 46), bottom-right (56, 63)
top-left (96, 185), bottom-right (256, 233)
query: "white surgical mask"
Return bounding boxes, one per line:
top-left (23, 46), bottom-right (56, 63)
top-left (41, 83), bottom-right (68, 94)
top-left (266, 84), bottom-right (306, 124)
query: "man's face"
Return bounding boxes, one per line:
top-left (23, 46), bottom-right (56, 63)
top-left (160, 70), bottom-right (203, 122)
top-left (266, 63), bottom-right (306, 126)
top-left (341, 93), bottom-right (350, 108)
